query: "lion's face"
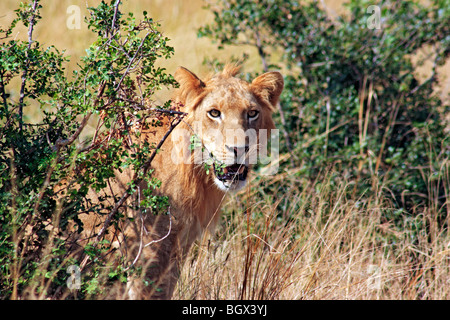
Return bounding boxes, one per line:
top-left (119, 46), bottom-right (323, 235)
top-left (174, 65), bottom-right (284, 192)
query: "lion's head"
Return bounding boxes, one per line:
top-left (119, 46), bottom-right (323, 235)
top-left (172, 64), bottom-right (284, 192)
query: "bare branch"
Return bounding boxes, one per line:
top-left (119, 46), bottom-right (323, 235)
top-left (111, 0), bottom-right (121, 33)
top-left (18, 0), bottom-right (39, 133)
top-left (0, 73), bottom-right (8, 110)
top-left (114, 33), bottom-right (151, 91)
top-left (54, 113), bottom-right (92, 150)
top-left (254, 30), bottom-right (268, 73)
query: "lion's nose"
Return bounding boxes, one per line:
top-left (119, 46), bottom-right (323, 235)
top-left (227, 145), bottom-right (249, 160)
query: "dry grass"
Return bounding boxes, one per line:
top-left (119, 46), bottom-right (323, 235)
top-left (174, 166), bottom-right (450, 300)
top-left (9, 161), bottom-right (450, 300)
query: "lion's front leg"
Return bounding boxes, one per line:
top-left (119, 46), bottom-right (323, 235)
top-left (126, 235), bottom-right (182, 299)
top-left (123, 212), bottom-right (194, 300)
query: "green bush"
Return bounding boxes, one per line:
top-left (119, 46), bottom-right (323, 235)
top-left (0, 0), bottom-right (177, 299)
top-left (199, 0), bottom-right (450, 223)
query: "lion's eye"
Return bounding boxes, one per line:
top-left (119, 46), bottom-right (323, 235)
top-left (248, 110), bottom-right (259, 119)
top-left (208, 109), bottom-right (221, 118)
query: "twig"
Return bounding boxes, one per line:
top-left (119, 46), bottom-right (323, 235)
top-left (114, 33), bottom-right (151, 91)
top-left (144, 211), bottom-right (172, 248)
top-left (110, 0), bottom-right (121, 34)
top-left (103, 98), bottom-right (187, 116)
top-left (123, 207), bottom-right (173, 272)
top-left (324, 97), bottom-right (331, 159)
top-left (0, 73), bottom-right (8, 110)
top-left (54, 82), bottom-right (106, 150)
top-left (54, 113), bottom-right (92, 150)
top-left (301, 119), bottom-right (352, 149)
top-left (151, 108), bottom-right (187, 116)
top-left (255, 30), bottom-right (268, 72)
top-left (18, 0), bottom-right (39, 133)
top-left (374, 95), bottom-right (401, 175)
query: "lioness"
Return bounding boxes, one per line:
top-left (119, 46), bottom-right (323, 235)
top-left (81, 64), bottom-right (283, 299)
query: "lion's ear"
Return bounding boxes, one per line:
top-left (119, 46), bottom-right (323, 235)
top-left (174, 67), bottom-right (206, 107)
top-left (251, 72), bottom-right (284, 109)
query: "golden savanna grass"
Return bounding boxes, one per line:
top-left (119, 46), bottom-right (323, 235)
top-left (1, 0), bottom-right (449, 299)
top-left (175, 165), bottom-right (450, 300)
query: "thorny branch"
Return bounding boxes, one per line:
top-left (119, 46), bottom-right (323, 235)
top-left (114, 33), bottom-right (150, 91)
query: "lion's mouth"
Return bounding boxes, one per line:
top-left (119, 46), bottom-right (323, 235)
top-left (214, 163), bottom-right (249, 182)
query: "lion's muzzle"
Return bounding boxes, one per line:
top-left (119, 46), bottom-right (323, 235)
top-left (214, 163), bottom-right (249, 182)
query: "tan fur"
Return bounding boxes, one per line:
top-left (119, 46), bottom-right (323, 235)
top-left (80, 65), bottom-right (283, 299)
